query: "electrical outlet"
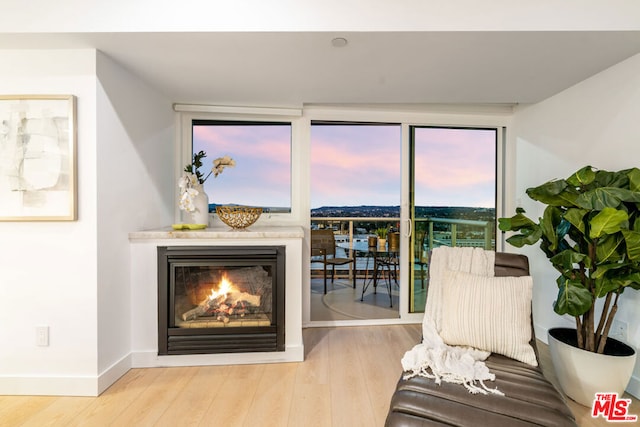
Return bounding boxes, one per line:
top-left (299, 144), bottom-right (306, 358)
top-left (36, 326), bottom-right (49, 347)
top-left (610, 320), bottom-right (628, 342)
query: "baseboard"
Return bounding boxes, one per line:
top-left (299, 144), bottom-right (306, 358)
top-left (533, 323), bottom-right (550, 345)
top-left (131, 344), bottom-right (304, 368)
top-left (0, 375), bottom-right (99, 396)
top-left (626, 374), bottom-right (640, 399)
top-left (97, 352), bottom-right (132, 395)
top-left (0, 354), bottom-right (132, 397)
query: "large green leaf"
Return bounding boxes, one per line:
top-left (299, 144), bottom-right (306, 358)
top-left (594, 169), bottom-right (628, 189)
top-left (618, 188), bottom-right (640, 203)
top-left (526, 180), bottom-right (579, 207)
top-left (505, 227), bottom-right (543, 248)
top-left (627, 168), bottom-right (640, 192)
top-left (540, 206), bottom-right (561, 251)
top-left (497, 212), bottom-right (535, 232)
top-left (564, 208), bottom-right (587, 235)
top-left (566, 165), bottom-right (596, 187)
top-left (554, 277), bottom-right (593, 316)
top-left (591, 262), bottom-right (625, 279)
top-left (589, 207), bottom-right (628, 239)
top-left (622, 229), bottom-right (640, 261)
top-left (539, 239), bottom-right (559, 259)
top-left (606, 273), bottom-right (640, 292)
top-left (575, 187), bottom-right (640, 210)
top-left (625, 272), bottom-right (640, 283)
top-left (632, 212), bottom-right (640, 232)
top-left (623, 272), bottom-right (640, 290)
top-left (594, 276), bottom-right (621, 297)
top-left (595, 234), bottom-right (624, 263)
top-left (550, 249), bottom-right (588, 272)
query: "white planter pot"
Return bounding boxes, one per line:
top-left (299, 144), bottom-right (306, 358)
top-left (548, 327), bottom-right (637, 407)
top-left (190, 185), bottom-right (210, 226)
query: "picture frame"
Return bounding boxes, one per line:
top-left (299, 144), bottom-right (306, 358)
top-left (0, 95), bottom-right (77, 221)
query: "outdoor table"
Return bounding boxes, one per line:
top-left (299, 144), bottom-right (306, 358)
top-left (338, 241), bottom-right (398, 307)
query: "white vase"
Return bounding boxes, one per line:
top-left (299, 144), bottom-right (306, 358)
top-left (548, 327), bottom-right (637, 407)
top-left (190, 185), bottom-right (210, 226)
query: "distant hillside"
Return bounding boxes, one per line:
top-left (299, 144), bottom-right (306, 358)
top-left (311, 205), bottom-right (494, 221)
top-left (311, 205), bottom-right (400, 217)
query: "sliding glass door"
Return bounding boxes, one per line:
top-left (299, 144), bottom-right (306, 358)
top-left (308, 121), bottom-right (499, 320)
top-left (409, 126), bottom-right (498, 313)
top-left (310, 122), bottom-right (401, 321)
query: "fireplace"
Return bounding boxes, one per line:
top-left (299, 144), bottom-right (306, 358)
top-left (157, 245), bottom-right (285, 355)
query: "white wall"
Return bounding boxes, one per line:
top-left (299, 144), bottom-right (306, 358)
top-left (0, 50), bottom-right (100, 395)
top-left (95, 53), bottom-right (174, 391)
top-left (0, 49), bottom-right (174, 396)
top-left (511, 52), bottom-right (640, 397)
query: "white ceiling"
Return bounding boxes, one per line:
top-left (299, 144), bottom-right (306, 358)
top-left (3, 31), bottom-right (640, 107)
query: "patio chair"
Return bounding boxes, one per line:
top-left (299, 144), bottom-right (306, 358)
top-left (311, 229), bottom-right (356, 294)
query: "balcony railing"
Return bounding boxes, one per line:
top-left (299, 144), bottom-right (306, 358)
top-left (415, 217), bottom-right (495, 251)
top-left (311, 216), bottom-right (495, 277)
top-left (312, 216), bottom-right (494, 249)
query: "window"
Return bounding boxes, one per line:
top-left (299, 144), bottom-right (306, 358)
top-left (191, 120), bottom-right (292, 213)
top-left (310, 122), bottom-right (401, 214)
top-left (409, 126), bottom-right (497, 312)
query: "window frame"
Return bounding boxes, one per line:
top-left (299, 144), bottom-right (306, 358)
top-left (176, 109), bottom-right (304, 225)
top-left (408, 124), bottom-right (500, 313)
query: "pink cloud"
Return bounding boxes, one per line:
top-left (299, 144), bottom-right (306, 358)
top-left (412, 127), bottom-right (496, 207)
top-left (311, 125), bottom-right (401, 207)
top-left (193, 123), bottom-right (496, 209)
top-left (194, 124), bottom-right (292, 206)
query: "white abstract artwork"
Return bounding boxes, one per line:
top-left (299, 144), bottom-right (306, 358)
top-left (0, 95), bottom-right (76, 220)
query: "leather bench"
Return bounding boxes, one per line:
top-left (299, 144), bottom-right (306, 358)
top-left (385, 252), bottom-right (577, 426)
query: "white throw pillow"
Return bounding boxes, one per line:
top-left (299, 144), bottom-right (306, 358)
top-left (439, 269), bottom-right (538, 366)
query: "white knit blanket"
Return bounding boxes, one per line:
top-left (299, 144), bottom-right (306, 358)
top-left (401, 246), bottom-right (503, 395)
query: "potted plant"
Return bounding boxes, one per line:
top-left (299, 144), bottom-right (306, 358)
top-left (499, 165), bottom-right (639, 406)
top-left (375, 227), bottom-right (389, 250)
top-left (178, 151), bottom-right (235, 226)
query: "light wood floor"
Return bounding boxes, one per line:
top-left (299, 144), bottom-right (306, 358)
top-left (310, 277), bottom-right (400, 321)
top-left (0, 325), bottom-right (637, 426)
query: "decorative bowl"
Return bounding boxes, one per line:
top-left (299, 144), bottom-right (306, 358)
top-left (216, 205), bottom-right (262, 229)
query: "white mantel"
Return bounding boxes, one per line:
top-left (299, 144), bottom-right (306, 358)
top-left (129, 225), bottom-right (304, 367)
top-left (129, 225), bottom-right (304, 241)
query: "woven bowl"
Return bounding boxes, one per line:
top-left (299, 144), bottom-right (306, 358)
top-left (216, 206), bottom-right (262, 229)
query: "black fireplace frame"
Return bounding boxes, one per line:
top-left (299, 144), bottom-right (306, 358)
top-left (157, 245), bottom-right (285, 355)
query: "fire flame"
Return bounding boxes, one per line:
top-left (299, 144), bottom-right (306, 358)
top-left (209, 275), bottom-right (234, 301)
top-left (180, 271), bottom-right (261, 323)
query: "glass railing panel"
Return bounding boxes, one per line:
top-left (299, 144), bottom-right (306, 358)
top-left (311, 217), bottom-right (400, 279)
top-left (310, 216), bottom-right (495, 315)
top-left (410, 216), bottom-right (495, 313)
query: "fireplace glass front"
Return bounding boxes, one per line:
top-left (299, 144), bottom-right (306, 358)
top-left (158, 246), bottom-right (285, 355)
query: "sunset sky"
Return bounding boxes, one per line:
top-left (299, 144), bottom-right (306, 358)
top-left (193, 123), bottom-right (496, 209)
top-left (194, 123), bottom-right (291, 207)
top-left (310, 124), bottom-right (496, 209)
top-left (412, 127), bottom-right (496, 208)
top-left (311, 124), bottom-right (401, 208)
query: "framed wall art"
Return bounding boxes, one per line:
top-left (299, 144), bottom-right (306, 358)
top-left (0, 95), bottom-right (77, 221)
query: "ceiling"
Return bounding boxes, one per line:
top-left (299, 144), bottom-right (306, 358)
top-left (3, 31), bottom-right (640, 107)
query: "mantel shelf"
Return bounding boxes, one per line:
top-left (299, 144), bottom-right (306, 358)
top-left (129, 225), bottom-right (304, 241)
